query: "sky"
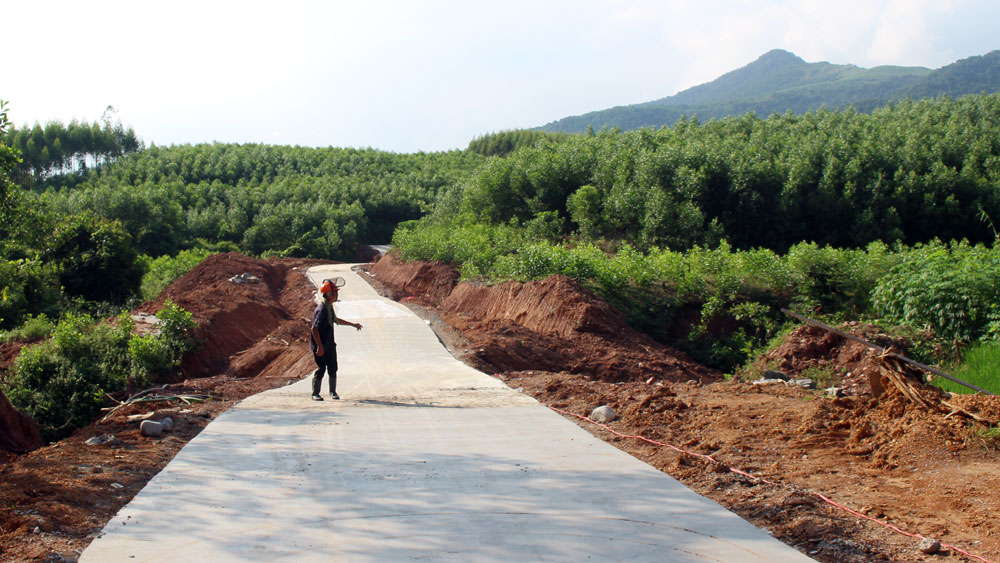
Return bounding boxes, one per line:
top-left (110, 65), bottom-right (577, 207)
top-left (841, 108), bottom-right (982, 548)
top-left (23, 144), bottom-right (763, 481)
top-left (4, 0), bottom-right (999, 154)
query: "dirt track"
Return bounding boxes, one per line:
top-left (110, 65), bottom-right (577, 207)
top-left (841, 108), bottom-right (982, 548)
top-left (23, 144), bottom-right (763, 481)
top-left (2, 252), bottom-right (1000, 562)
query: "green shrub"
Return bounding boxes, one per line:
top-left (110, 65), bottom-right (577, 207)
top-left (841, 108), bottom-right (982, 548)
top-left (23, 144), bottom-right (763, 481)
top-left (873, 241), bottom-right (1000, 343)
top-left (1, 303), bottom-right (197, 441)
top-left (127, 334), bottom-right (174, 380)
top-left (0, 313), bottom-right (55, 343)
top-left (3, 313), bottom-right (131, 440)
top-left (0, 257), bottom-right (61, 330)
top-left (139, 248), bottom-right (212, 300)
top-left (155, 299), bottom-right (196, 355)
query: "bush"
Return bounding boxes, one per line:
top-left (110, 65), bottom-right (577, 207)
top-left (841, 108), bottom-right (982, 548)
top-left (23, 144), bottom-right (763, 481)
top-left (139, 248), bottom-right (212, 300)
top-left (155, 299), bottom-right (196, 355)
top-left (0, 313), bottom-right (55, 343)
top-left (1, 302), bottom-right (197, 441)
top-left (873, 241), bottom-right (1000, 343)
top-left (0, 257), bottom-right (61, 330)
top-left (3, 313), bottom-right (131, 441)
top-left (127, 334), bottom-right (174, 380)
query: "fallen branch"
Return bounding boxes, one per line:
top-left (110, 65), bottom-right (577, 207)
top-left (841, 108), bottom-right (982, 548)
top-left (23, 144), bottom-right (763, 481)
top-left (876, 350), bottom-right (998, 425)
top-left (100, 385), bottom-right (213, 421)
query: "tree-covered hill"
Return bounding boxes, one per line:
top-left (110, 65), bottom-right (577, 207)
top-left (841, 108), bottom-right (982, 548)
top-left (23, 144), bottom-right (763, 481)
top-left (43, 143), bottom-right (485, 258)
top-left (0, 130), bottom-right (485, 331)
top-left (538, 49), bottom-right (1000, 133)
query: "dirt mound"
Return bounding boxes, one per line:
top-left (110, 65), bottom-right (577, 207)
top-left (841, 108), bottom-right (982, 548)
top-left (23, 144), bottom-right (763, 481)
top-left (368, 253), bottom-right (459, 305)
top-left (442, 275), bottom-right (626, 338)
top-left (367, 260), bottom-right (716, 384)
top-left (755, 323), bottom-right (909, 395)
top-left (141, 252), bottom-right (326, 380)
top-left (0, 388), bottom-right (41, 455)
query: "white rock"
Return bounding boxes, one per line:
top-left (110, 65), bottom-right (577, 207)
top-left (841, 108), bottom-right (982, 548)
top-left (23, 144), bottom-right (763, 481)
top-left (919, 538), bottom-right (941, 554)
top-left (140, 420), bottom-right (163, 437)
top-left (591, 405), bottom-right (617, 423)
top-left (85, 433), bottom-right (114, 446)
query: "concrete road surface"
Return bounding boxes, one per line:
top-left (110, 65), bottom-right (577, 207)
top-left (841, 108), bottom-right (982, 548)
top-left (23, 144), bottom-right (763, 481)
top-left (81, 264), bottom-right (813, 562)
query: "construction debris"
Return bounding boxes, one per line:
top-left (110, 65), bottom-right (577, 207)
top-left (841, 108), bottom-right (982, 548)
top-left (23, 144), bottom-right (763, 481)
top-left (101, 386), bottom-right (212, 422)
top-left (874, 350), bottom-right (998, 425)
top-left (228, 272), bottom-right (261, 284)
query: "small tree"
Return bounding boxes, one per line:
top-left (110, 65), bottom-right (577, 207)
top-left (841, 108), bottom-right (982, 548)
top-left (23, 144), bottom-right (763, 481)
top-left (567, 184), bottom-right (603, 239)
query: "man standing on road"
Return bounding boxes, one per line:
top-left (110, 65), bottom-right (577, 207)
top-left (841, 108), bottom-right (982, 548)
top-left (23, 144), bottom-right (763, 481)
top-left (310, 278), bottom-right (362, 401)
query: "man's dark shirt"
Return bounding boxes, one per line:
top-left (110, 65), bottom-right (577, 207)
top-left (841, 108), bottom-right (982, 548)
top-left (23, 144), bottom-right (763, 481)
top-left (310, 301), bottom-right (336, 354)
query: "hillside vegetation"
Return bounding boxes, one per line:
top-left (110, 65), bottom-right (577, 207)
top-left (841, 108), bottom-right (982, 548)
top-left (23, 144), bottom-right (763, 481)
top-left (539, 49), bottom-right (1000, 133)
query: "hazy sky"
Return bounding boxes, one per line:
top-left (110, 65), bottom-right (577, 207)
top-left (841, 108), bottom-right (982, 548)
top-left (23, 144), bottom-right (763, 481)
top-left (4, 0), bottom-right (999, 153)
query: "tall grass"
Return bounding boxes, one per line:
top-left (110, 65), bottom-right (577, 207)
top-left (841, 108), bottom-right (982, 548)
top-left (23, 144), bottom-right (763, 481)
top-left (937, 342), bottom-right (1000, 395)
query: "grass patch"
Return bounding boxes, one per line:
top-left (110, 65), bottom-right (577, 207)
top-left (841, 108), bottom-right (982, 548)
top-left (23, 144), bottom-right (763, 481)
top-left (935, 342), bottom-right (1000, 395)
top-left (0, 314), bottom-right (56, 344)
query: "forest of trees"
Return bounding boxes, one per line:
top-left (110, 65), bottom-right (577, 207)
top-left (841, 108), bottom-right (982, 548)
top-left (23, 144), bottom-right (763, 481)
top-left (44, 143), bottom-right (485, 257)
top-left (459, 95), bottom-right (1000, 252)
top-left (0, 122), bottom-right (484, 330)
top-left (0, 106), bottom-right (142, 187)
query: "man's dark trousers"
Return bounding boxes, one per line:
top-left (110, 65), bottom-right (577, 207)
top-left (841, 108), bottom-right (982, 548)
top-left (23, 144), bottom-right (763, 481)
top-left (313, 344), bottom-right (338, 396)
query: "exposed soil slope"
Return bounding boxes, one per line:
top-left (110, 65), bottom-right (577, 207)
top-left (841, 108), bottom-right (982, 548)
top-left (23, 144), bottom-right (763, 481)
top-left (370, 254), bottom-right (716, 384)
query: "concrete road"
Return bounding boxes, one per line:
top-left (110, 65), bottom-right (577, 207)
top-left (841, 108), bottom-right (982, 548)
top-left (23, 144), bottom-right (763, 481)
top-left (81, 264), bottom-right (813, 562)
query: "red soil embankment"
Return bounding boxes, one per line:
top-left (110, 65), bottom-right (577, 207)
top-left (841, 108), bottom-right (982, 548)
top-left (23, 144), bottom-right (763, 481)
top-left (141, 252), bottom-right (327, 382)
top-left (370, 254), bottom-right (716, 384)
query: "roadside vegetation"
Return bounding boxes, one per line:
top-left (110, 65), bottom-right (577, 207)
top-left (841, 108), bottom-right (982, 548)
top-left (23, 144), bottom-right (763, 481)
top-left (2, 301), bottom-right (195, 441)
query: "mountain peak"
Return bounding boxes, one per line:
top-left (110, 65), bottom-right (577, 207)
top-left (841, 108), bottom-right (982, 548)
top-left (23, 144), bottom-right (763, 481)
top-left (752, 49), bottom-right (806, 68)
top-left (537, 49), bottom-right (998, 135)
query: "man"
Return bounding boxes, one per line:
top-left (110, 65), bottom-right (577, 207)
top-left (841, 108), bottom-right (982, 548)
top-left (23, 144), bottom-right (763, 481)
top-left (310, 278), bottom-right (362, 401)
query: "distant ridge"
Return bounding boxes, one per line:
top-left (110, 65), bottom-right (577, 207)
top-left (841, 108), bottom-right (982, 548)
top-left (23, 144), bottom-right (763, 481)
top-left (537, 49), bottom-right (1000, 133)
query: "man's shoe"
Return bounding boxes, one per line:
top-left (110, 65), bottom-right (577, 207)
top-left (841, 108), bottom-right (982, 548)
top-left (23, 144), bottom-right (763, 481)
top-left (330, 393), bottom-right (340, 400)
top-left (311, 395), bottom-right (324, 401)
